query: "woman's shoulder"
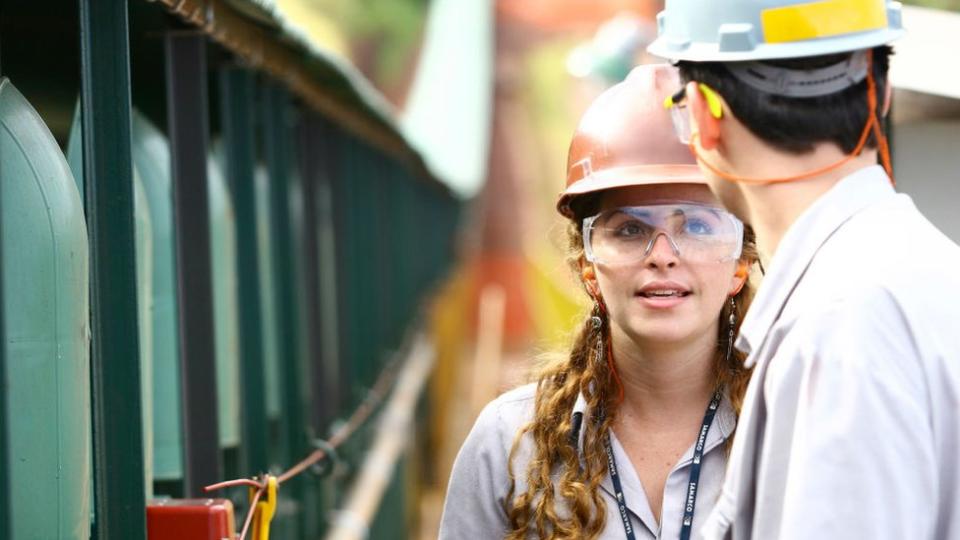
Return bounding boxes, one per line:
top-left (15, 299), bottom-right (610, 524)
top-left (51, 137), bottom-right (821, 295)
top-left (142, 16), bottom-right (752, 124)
top-left (471, 383), bottom-right (537, 444)
top-left (491, 382), bottom-right (538, 408)
top-left (473, 382), bottom-right (538, 435)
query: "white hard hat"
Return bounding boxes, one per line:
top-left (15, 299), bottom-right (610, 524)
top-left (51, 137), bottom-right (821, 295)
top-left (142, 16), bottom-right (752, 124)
top-left (648, 0), bottom-right (905, 63)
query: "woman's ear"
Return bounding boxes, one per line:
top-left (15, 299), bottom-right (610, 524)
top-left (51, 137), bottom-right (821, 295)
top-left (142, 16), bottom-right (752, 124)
top-left (729, 260), bottom-right (749, 296)
top-left (580, 262), bottom-right (601, 299)
top-left (688, 81), bottom-right (723, 151)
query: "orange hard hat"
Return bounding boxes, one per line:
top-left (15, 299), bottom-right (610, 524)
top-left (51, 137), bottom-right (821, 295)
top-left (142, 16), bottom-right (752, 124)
top-left (557, 63), bottom-right (706, 219)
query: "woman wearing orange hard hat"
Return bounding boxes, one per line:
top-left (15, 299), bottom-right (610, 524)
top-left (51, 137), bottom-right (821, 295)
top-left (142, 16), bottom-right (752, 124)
top-left (440, 64), bottom-right (758, 540)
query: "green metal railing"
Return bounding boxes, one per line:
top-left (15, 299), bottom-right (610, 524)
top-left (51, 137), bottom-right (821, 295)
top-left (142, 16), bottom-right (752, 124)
top-left (220, 65), bottom-right (270, 479)
top-left (79, 0), bottom-right (146, 538)
top-left (3, 1), bottom-right (463, 537)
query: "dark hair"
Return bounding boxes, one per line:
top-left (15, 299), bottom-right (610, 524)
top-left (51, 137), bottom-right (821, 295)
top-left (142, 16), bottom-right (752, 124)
top-left (677, 46), bottom-right (891, 155)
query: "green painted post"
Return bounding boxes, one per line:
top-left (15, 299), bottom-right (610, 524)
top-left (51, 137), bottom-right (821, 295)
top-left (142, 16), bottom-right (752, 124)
top-left (0, 77), bottom-right (8, 540)
top-left (307, 119), bottom-right (342, 440)
top-left (220, 66), bottom-right (268, 475)
top-left (0, 45), bottom-right (7, 538)
top-left (262, 81), bottom-right (304, 538)
top-left (334, 135), bottom-right (358, 411)
top-left (0, 41), bottom-right (7, 537)
top-left (78, 0), bottom-right (146, 538)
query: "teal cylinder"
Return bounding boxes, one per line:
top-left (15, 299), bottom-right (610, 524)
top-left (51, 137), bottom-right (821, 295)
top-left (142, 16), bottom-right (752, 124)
top-left (208, 153), bottom-right (242, 448)
top-left (132, 165), bottom-right (155, 496)
top-left (256, 165), bottom-right (282, 420)
top-left (130, 111), bottom-right (181, 481)
top-left (0, 78), bottom-right (91, 538)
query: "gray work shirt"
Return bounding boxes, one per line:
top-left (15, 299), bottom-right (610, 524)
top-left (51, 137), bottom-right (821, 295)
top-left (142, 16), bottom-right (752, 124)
top-left (439, 383), bottom-right (736, 539)
top-left (701, 166), bottom-right (960, 540)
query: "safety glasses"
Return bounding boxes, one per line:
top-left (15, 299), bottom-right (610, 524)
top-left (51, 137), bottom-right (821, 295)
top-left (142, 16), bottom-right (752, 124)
top-left (583, 203), bottom-right (743, 265)
top-left (662, 83), bottom-right (724, 144)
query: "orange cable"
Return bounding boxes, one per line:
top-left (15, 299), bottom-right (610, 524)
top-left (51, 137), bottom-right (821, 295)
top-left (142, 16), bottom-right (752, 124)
top-left (239, 483), bottom-right (266, 540)
top-left (204, 354), bottom-right (404, 535)
top-left (691, 50), bottom-right (894, 187)
top-left (205, 478), bottom-right (263, 491)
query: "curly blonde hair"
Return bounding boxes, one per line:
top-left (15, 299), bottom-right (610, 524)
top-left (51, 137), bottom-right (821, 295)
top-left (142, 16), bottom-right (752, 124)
top-left (503, 215), bottom-right (757, 539)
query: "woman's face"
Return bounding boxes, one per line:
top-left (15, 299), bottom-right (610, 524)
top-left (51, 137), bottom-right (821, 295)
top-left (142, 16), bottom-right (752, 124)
top-left (585, 183), bottom-right (746, 350)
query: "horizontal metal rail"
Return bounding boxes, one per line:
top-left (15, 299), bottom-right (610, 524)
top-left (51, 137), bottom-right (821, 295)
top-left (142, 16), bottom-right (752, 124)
top-left (325, 334), bottom-right (436, 540)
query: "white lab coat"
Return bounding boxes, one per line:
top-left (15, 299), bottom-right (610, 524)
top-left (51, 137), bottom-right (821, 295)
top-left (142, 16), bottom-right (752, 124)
top-left (702, 166), bottom-right (960, 539)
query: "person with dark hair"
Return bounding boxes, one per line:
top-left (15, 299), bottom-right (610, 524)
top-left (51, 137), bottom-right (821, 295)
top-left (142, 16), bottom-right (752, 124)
top-left (649, 1), bottom-right (960, 539)
top-left (439, 64), bottom-right (759, 540)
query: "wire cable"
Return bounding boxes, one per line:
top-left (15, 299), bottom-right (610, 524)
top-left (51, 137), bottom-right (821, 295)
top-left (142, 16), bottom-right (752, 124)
top-left (204, 356), bottom-right (403, 539)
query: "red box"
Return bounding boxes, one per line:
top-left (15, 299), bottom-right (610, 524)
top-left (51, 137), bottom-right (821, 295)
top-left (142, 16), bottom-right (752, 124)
top-left (147, 498), bottom-right (236, 540)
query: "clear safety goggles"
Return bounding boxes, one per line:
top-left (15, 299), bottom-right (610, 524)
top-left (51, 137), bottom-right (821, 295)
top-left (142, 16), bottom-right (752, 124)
top-left (663, 84), bottom-right (724, 145)
top-left (583, 203), bottom-right (744, 265)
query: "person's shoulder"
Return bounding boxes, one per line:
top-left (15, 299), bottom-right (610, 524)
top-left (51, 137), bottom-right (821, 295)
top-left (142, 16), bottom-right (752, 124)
top-left (474, 383), bottom-right (537, 431)
top-left (803, 195), bottom-right (960, 310)
top-left (456, 383), bottom-right (538, 465)
top-left (835, 192), bottom-right (960, 275)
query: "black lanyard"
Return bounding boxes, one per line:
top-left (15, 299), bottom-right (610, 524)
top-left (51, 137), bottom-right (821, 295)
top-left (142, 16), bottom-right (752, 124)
top-left (603, 391), bottom-right (722, 540)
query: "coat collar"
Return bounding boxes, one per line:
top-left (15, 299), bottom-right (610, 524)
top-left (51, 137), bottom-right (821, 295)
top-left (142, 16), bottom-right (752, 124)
top-left (737, 165), bottom-right (895, 365)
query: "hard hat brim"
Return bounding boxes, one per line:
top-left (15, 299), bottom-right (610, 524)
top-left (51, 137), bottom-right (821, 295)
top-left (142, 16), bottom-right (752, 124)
top-left (648, 26), bottom-right (904, 63)
top-left (556, 164), bottom-right (707, 218)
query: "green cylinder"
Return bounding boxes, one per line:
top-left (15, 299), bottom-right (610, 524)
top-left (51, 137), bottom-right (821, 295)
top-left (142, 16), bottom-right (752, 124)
top-left (256, 165), bottom-right (282, 420)
top-left (130, 111), bottom-right (181, 481)
top-left (132, 165), bottom-right (155, 496)
top-left (208, 153), bottom-right (241, 448)
top-left (0, 78), bottom-right (91, 538)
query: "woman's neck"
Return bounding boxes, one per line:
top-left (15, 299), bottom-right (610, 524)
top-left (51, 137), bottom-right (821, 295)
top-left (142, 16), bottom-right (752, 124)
top-left (609, 327), bottom-right (718, 425)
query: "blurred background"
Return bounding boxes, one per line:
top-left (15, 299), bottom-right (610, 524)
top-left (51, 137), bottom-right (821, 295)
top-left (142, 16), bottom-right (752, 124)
top-left (0, 0), bottom-right (958, 538)
top-left (285, 0), bottom-right (960, 537)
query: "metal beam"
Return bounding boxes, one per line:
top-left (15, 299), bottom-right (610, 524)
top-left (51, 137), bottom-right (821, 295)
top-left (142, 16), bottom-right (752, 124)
top-left (297, 113), bottom-right (323, 539)
top-left (0, 65), bottom-right (9, 540)
top-left (299, 116), bottom-right (324, 432)
top-left (165, 31), bottom-right (221, 497)
top-left (78, 0), bottom-right (145, 538)
top-left (263, 82), bottom-right (304, 464)
top-left (263, 80), bottom-right (304, 538)
top-left (219, 65), bottom-right (268, 475)
top-left (315, 122), bottom-right (342, 428)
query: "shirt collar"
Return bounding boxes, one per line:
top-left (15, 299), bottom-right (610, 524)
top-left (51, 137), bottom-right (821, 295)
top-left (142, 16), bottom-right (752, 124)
top-left (569, 391), bottom-right (737, 454)
top-left (594, 394), bottom-right (737, 534)
top-left (737, 165), bottom-right (895, 364)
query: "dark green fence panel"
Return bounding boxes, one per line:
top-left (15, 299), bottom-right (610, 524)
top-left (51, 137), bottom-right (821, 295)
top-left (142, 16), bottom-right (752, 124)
top-left (291, 111), bottom-right (322, 540)
top-left (79, 0), bottom-right (146, 537)
top-left (333, 134), bottom-right (357, 413)
top-left (219, 65), bottom-right (268, 476)
top-left (263, 80), bottom-right (304, 540)
top-left (0, 87), bottom-right (7, 537)
top-left (165, 32), bottom-right (221, 497)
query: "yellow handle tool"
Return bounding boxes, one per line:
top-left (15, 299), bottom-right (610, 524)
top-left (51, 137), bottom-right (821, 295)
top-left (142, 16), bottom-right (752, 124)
top-left (249, 475), bottom-right (278, 540)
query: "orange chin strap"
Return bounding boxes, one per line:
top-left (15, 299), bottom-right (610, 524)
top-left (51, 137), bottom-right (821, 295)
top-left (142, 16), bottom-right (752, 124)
top-left (690, 49), bottom-right (894, 187)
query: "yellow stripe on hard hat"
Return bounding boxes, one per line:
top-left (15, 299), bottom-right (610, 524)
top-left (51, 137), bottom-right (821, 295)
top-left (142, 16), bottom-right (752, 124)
top-left (761, 0), bottom-right (888, 44)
